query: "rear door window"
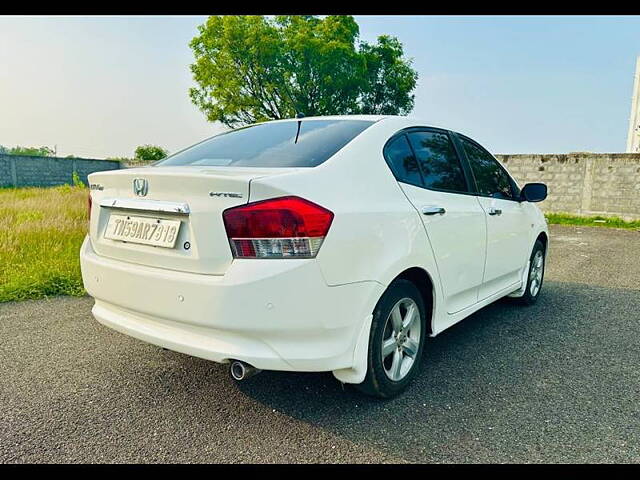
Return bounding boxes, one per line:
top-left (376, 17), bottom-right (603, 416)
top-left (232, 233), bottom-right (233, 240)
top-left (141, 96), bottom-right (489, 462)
top-left (407, 131), bottom-right (468, 193)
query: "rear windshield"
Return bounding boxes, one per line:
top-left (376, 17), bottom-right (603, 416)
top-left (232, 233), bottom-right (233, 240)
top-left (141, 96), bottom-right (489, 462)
top-left (156, 119), bottom-right (374, 168)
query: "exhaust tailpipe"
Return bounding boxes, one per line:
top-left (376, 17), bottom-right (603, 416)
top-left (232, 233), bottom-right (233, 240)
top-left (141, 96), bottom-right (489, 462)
top-left (229, 360), bottom-right (261, 381)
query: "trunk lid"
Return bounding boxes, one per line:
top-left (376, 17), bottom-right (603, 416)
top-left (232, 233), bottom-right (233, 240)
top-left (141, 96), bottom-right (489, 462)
top-left (87, 166), bottom-right (298, 275)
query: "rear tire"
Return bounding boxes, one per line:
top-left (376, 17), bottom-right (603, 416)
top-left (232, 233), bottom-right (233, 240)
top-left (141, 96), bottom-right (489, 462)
top-left (355, 279), bottom-right (427, 399)
top-left (517, 239), bottom-right (546, 306)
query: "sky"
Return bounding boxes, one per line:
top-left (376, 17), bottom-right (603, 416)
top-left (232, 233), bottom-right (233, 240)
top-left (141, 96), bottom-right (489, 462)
top-left (0, 15), bottom-right (639, 158)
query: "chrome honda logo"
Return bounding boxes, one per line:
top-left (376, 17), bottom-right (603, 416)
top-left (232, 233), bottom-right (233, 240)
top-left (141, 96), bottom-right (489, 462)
top-left (133, 178), bottom-right (148, 197)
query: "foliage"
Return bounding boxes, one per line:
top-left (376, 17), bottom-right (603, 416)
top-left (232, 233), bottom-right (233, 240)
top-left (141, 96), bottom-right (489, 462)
top-left (189, 15), bottom-right (418, 127)
top-left (545, 212), bottom-right (640, 230)
top-left (71, 171), bottom-right (85, 188)
top-left (0, 145), bottom-right (55, 157)
top-left (358, 35), bottom-right (419, 115)
top-left (0, 186), bottom-right (88, 302)
top-left (134, 144), bottom-right (169, 162)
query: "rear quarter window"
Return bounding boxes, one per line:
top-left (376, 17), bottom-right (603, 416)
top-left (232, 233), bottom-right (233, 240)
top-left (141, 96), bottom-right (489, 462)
top-left (383, 135), bottom-right (423, 187)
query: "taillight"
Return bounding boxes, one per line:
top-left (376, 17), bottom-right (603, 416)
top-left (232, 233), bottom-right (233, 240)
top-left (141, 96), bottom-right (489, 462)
top-left (88, 193), bottom-right (92, 222)
top-left (222, 196), bottom-right (334, 259)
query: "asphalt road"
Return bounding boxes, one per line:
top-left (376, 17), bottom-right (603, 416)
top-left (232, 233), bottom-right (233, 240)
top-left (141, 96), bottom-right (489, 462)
top-left (1, 224), bottom-right (639, 463)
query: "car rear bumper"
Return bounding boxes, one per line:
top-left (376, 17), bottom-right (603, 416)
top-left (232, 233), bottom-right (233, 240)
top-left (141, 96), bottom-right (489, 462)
top-left (80, 236), bottom-right (383, 372)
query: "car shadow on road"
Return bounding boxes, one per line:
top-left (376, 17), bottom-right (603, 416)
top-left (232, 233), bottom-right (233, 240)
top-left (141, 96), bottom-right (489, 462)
top-left (237, 281), bottom-right (571, 407)
top-left (228, 280), bottom-right (640, 462)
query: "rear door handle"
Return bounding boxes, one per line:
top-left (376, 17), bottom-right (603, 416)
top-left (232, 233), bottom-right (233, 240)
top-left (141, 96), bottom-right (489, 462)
top-left (488, 207), bottom-right (502, 216)
top-left (422, 206), bottom-right (446, 216)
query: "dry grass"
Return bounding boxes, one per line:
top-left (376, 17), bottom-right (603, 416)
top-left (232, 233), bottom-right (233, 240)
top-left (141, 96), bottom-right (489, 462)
top-left (0, 185), bottom-right (88, 302)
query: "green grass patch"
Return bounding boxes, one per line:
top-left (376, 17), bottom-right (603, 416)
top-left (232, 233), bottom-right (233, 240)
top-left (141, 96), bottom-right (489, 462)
top-left (0, 186), bottom-right (88, 303)
top-left (545, 212), bottom-right (640, 230)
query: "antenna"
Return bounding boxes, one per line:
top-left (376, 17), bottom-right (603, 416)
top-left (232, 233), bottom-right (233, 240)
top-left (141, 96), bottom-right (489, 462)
top-left (294, 113), bottom-right (304, 144)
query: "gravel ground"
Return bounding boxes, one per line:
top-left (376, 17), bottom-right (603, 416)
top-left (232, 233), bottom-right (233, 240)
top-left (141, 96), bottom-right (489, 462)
top-left (1, 224), bottom-right (639, 463)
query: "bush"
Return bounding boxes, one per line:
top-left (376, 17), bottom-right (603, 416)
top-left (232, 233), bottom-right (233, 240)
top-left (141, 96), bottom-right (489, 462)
top-left (134, 145), bottom-right (168, 162)
top-left (71, 171), bottom-right (85, 188)
top-left (4, 145), bottom-right (55, 157)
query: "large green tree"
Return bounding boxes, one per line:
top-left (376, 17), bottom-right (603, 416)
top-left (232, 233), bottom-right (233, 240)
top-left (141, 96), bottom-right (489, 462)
top-left (189, 15), bottom-right (418, 127)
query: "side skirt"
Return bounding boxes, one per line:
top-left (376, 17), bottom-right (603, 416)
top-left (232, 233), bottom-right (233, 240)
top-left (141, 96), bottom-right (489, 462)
top-left (507, 259), bottom-right (530, 299)
top-left (430, 280), bottom-right (522, 337)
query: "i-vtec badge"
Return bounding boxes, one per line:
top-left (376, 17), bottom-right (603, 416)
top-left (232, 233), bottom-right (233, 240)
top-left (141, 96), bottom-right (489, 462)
top-left (209, 192), bottom-right (243, 198)
top-left (133, 178), bottom-right (148, 197)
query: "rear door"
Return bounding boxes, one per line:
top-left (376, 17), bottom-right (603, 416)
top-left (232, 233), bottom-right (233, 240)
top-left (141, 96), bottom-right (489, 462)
top-left (384, 128), bottom-right (487, 314)
top-left (454, 134), bottom-right (531, 299)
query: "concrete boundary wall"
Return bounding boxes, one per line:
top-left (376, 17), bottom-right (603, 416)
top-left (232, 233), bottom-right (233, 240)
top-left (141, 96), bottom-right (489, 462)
top-left (0, 154), bottom-right (121, 188)
top-left (1, 152), bottom-right (639, 220)
top-left (497, 153), bottom-right (640, 220)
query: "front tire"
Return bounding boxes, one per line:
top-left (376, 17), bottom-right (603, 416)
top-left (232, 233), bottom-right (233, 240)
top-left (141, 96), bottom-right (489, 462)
top-left (355, 279), bottom-right (427, 399)
top-left (517, 239), bottom-right (546, 305)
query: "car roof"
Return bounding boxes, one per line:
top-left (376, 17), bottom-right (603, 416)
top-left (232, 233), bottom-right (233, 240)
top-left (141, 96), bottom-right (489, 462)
top-left (264, 114), bottom-right (389, 123)
top-left (263, 114), bottom-right (455, 132)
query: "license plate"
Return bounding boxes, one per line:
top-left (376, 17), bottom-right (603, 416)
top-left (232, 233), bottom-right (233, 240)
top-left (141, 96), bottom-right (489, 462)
top-left (104, 214), bottom-right (181, 248)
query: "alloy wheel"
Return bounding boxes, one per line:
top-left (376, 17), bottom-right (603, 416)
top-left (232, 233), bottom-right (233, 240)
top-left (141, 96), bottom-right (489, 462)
top-left (529, 249), bottom-right (545, 297)
top-left (381, 298), bottom-right (421, 381)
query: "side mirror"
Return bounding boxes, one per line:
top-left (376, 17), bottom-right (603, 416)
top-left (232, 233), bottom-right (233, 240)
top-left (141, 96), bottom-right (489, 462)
top-left (520, 183), bottom-right (547, 203)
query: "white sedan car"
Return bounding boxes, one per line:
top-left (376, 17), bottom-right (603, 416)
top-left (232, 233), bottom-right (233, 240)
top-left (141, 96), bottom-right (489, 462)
top-left (80, 115), bottom-right (548, 398)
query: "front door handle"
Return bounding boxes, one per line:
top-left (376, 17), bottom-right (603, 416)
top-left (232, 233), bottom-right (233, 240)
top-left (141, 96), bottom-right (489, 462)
top-left (488, 207), bottom-right (502, 216)
top-left (422, 206), bottom-right (446, 216)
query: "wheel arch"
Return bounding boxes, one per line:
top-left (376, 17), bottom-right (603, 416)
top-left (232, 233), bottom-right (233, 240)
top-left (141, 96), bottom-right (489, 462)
top-left (332, 264), bottom-right (438, 385)
top-left (393, 267), bottom-right (436, 336)
top-left (536, 231), bottom-right (548, 251)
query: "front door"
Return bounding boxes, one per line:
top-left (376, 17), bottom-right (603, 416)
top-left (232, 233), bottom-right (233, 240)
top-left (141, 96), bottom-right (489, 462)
top-left (456, 135), bottom-right (531, 300)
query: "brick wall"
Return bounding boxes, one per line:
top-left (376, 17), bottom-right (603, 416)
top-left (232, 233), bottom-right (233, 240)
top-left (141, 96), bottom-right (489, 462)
top-left (497, 153), bottom-right (640, 220)
top-left (0, 155), bottom-right (121, 188)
